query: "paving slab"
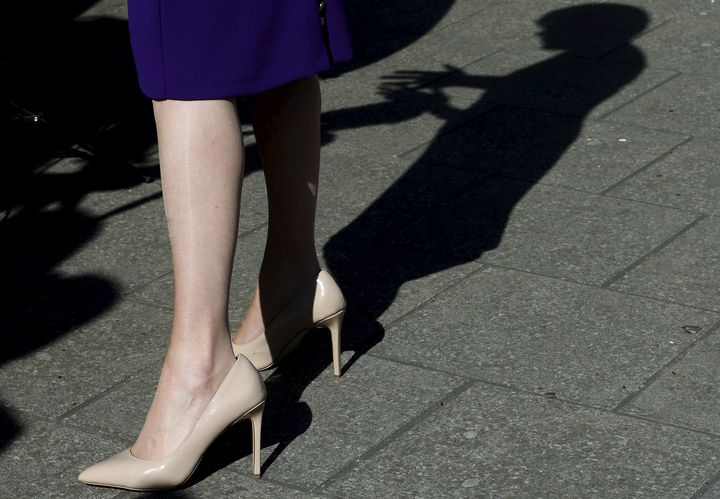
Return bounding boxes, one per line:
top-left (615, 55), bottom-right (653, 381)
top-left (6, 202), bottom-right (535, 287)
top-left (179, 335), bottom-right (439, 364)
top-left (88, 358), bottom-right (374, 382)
top-left (329, 2), bottom-right (521, 88)
top-left (315, 156), bottom-right (481, 243)
top-left (466, 0), bottom-right (662, 58)
top-left (620, 328), bottom-right (720, 435)
top-left (370, 266), bottom-right (719, 409)
top-left (615, 13), bottom-right (720, 74)
top-left (399, 105), bottom-right (688, 193)
top-left (0, 299), bottom-right (169, 420)
top-left (320, 82), bottom-right (491, 164)
top-left (613, 0), bottom-right (720, 17)
top-left (606, 138), bottom-right (720, 214)
top-left (259, 353), bottom-right (464, 486)
top-left (325, 383), bottom-right (720, 498)
top-left (609, 215), bottom-right (720, 311)
top-left (391, 174), bottom-right (698, 285)
top-left (48, 179), bottom-right (173, 295)
top-left (326, 0), bottom-right (667, 110)
top-left (701, 477), bottom-right (720, 499)
top-left (321, 236), bottom-right (485, 336)
top-left (345, 0), bottom-right (499, 38)
top-left (427, 48), bottom-right (677, 120)
top-left (77, 0), bottom-right (127, 20)
top-left (605, 72), bottom-right (720, 139)
top-left (114, 472), bottom-right (321, 499)
top-left (0, 420), bottom-right (123, 499)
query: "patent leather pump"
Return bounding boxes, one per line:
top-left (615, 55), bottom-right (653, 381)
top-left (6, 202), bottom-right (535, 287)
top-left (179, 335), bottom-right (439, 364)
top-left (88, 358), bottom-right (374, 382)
top-left (78, 354), bottom-right (266, 491)
top-left (232, 270), bottom-right (346, 376)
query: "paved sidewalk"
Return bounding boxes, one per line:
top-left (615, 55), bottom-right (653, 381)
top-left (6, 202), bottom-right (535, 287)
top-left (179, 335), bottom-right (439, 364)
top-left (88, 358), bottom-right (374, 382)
top-left (3, 0), bottom-right (720, 497)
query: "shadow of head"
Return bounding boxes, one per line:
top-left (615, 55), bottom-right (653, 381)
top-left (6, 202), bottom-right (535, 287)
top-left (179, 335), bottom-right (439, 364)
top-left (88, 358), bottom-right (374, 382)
top-left (537, 3), bottom-right (649, 54)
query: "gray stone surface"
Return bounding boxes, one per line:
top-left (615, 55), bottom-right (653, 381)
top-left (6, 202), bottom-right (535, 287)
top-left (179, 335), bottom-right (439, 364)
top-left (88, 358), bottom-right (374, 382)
top-left (392, 175), bottom-right (698, 285)
top-left (0, 421), bottom-right (123, 498)
top-left (399, 105), bottom-right (689, 193)
top-left (115, 473), bottom-right (323, 499)
top-left (320, 84), bottom-right (489, 164)
top-left (314, 156), bottom-right (481, 243)
top-left (701, 478), bottom-right (720, 499)
top-left (321, 237), bottom-right (485, 328)
top-left (77, 0), bottom-right (127, 19)
top-left (48, 172), bottom-right (173, 295)
top-left (326, 384), bottom-right (720, 498)
top-left (607, 138), bottom-right (720, 214)
top-left (609, 216), bottom-right (720, 311)
top-left (431, 48), bottom-right (678, 120)
top-left (6, 0), bottom-right (720, 496)
top-left (620, 328), bottom-right (720, 435)
top-left (370, 266), bottom-right (719, 408)
top-left (605, 72), bottom-right (720, 139)
top-left (618, 13), bottom-right (720, 74)
top-left (1, 299), bottom-right (169, 420)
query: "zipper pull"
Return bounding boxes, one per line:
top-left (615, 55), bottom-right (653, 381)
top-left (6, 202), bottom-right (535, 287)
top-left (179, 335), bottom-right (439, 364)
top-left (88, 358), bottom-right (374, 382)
top-left (318, 0), bottom-right (327, 25)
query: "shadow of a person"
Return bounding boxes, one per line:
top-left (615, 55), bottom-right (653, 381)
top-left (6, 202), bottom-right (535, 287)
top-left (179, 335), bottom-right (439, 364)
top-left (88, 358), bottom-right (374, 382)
top-left (223, 3), bottom-right (651, 482)
top-left (321, 3), bottom-right (649, 368)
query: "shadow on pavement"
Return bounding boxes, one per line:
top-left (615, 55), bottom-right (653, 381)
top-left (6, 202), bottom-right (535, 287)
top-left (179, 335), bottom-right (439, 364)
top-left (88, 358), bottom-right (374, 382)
top-left (0, 1), bottom-right (156, 453)
top-left (1, 1), bottom-right (650, 492)
top-left (322, 3), bottom-right (648, 375)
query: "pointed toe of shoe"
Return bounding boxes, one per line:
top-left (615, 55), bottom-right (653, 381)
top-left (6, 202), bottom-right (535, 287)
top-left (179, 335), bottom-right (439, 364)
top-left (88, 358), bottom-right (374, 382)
top-left (78, 449), bottom-right (140, 489)
top-left (78, 464), bottom-right (103, 485)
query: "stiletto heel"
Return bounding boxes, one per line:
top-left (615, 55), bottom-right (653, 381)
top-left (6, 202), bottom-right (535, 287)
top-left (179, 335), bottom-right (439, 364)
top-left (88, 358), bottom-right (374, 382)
top-left (249, 403), bottom-right (264, 477)
top-left (317, 310), bottom-right (344, 377)
top-left (78, 355), bottom-right (267, 491)
top-left (232, 270), bottom-right (347, 376)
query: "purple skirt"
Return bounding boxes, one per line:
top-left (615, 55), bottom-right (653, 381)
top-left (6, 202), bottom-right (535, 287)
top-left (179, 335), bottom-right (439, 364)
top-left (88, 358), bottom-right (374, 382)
top-left (127, 0), bottom-right (353, 100)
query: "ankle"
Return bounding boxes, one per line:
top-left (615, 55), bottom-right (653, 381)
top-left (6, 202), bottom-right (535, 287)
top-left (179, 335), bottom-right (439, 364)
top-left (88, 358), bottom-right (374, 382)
top-left (258, 257), bottom-right (320, 285)
top-left (164, 327), bottom-right (235, 376)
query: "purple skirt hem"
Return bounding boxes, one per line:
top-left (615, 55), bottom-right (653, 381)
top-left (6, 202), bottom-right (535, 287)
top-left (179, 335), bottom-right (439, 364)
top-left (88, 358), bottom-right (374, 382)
top-left (127, 0), bottom-right (353, 101)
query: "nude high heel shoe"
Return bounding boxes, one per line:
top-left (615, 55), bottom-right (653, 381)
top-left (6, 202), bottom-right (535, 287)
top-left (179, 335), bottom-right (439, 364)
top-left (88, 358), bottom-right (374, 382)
top-left (232, 270), bottom-right (346, 376)
top-left (78, 354), bottom-right (266, 491)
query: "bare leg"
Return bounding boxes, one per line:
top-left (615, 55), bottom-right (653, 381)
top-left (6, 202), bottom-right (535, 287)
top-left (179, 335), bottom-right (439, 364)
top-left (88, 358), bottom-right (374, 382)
top-left (233, 75), bottom-right (322, 344)
top-left (132, 99), bottom-right (243, 459)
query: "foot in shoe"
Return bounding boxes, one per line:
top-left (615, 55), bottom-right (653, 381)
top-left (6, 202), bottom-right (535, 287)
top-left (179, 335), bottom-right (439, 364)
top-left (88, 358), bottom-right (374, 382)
top-left (231, 270), bottom-right (346, 375)
top-left (78, 352), bottom-right (266, 491)
top-left (130, 348), bottom-right (236, 460)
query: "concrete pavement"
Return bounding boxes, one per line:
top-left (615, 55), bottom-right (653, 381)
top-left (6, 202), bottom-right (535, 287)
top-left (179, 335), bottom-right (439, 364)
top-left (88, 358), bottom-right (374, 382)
top-left (3, 0), bottom-right (720, 497)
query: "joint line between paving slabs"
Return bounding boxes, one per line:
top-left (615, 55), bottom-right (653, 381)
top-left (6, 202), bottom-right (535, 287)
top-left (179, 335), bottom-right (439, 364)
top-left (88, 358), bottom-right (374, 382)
top-left (96, 190), bottom-right (163, 222)
top-left (595, 70), bottom-right (681, 122)
top-left (596, 18), bottom-right (672, 62)
top-left (262, 477), bottom-right (342, 498)
top-left (595, 286), bottom-right (720, 314)
top-left (690, 465), bottom-right (720, 499)
top-left (366, 351), bottom-right (475, 381)
top-left (316, 379), bottom-right (477, 490)
top-left (478, 262), bottom-right (720, 315)
top-left (599, 213), bottom-right (707, 289)
top-left (371, 350), bottom-right (720, 442)
top-left (370, 264), bottom-right (490, 335)
top-left (231, 472), bottom-right (344, 499)
top-left (57, 361), bottom-right (160, 421)
top-left (613, 318), bottom-right (720, 413)
top-left (435, 0), bottom-right (506, 34)
top-left (598, 135), bottom-right (694, 196)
